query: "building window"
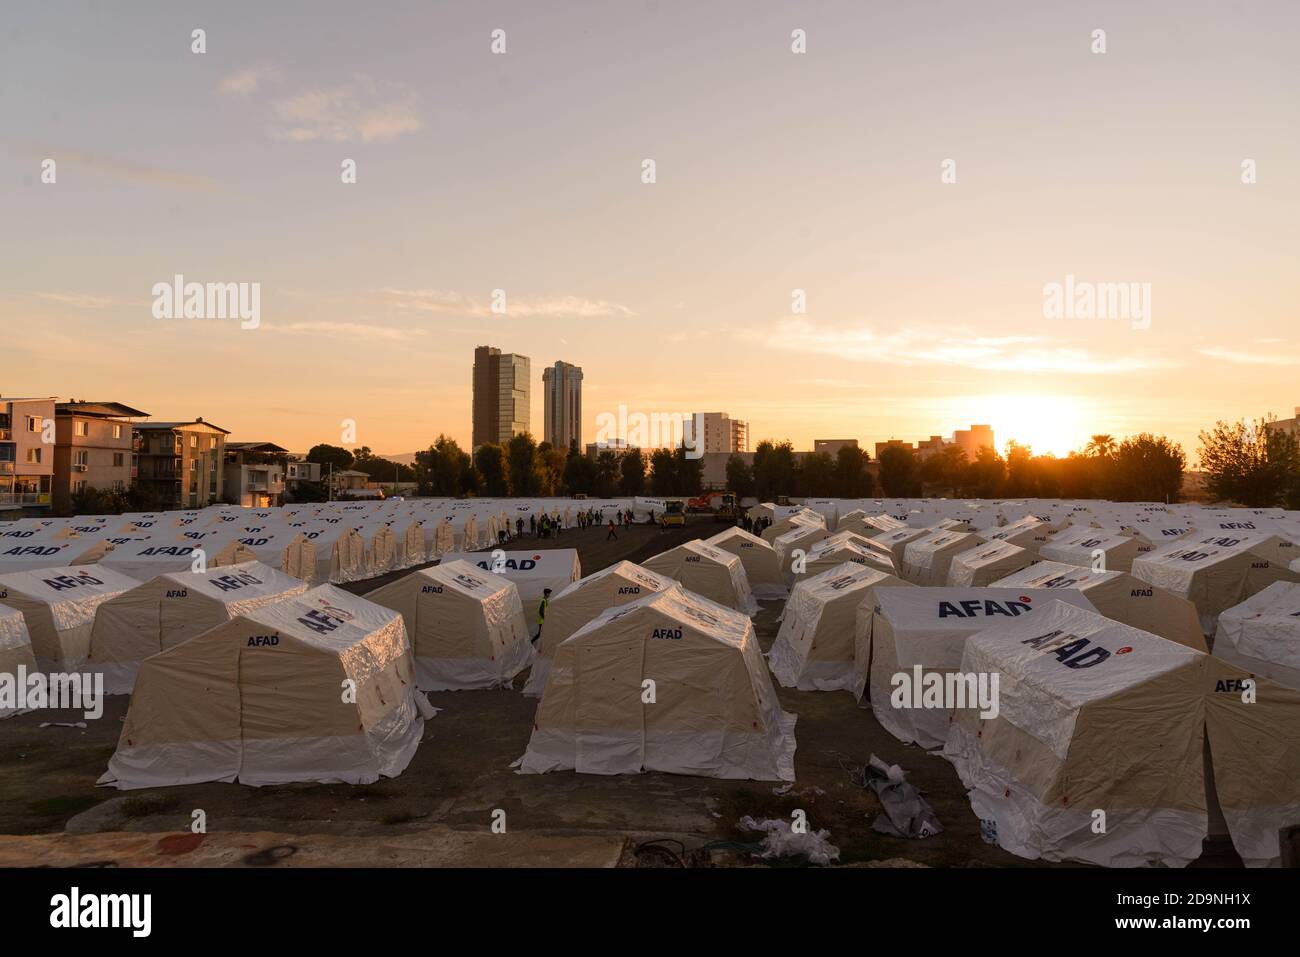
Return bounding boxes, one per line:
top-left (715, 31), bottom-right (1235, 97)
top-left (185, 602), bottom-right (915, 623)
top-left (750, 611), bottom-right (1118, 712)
top-left (74, 480), bottom-right (87, 494)
top-left (209, 437), bottom-right (217, 450)
top-left (112, 452), bottom-right (124, 467)
top-left (26, 416), bottom-right (41, 432)
top-left (190, 460), bottom-right (198, 472)
top-left (74, 450), bottom-right (89, 466)
top-left (190, 435), bottom-right (198, 448)
top-left (26, 448), bottom-right (41, 464)
top-left (112, 424), bottom-right (123, 439)
top-left (74, 420), bottom-right (89, 437)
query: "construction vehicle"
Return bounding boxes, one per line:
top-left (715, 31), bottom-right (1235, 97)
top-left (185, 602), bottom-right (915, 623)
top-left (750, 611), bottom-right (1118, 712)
top-left (687, 490), bottom-right (738, 521)
top-left (661, 500), bottom-right (687, 527)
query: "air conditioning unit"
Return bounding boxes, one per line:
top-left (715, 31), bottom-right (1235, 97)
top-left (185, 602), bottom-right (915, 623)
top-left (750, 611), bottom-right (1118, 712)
top-left (72, 464), bottom-right (89, 472)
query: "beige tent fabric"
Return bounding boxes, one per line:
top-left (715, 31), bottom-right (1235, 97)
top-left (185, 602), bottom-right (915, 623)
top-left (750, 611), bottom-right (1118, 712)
top-left (99, 532), bottom-right (258, 583)
top-left (948, 541), bottom-right (1037, 588)
top-left (0, 535), bottom-right (115, 575)
top-left (0, 602), bottom-right (38, 718)
top-left (282, 523), bottom-right (368, 584)
top-left (772, 522), bottom-right (833, 577)
top-left (100, 584), bottom-right (427, 789)
top-left (519, 587), bottom-right (796, 781)
top-left (1204, 657), bottom-right (1300, 866)
top-left (867, 526), bottom-right (933, 569)
top-left (1038, 528), bottom-right (1140, 574)
top-left (641, 540), bottom-right (759, 615)
top-left (901, 530), bottom-right (985, 585)
top-left (852, 587), bottom-right (1096, 747)
top-left (796, 536), bottom-right (897, 584)
top-left (365, 559), bottom-right (533, 690)
top-left (87, 561), bottom-right (310, 694)
top-left (1133, 532), bottom-right (1300, 635)
top-left (760, 508), bottom-right (826, 544)
top-left (943, 600), bottom-right (1209, 867)
top-left (0, 564), bottom-right (138, 672)
top-left (984, 516), bottom-right (1051, 552)
top-left (770, 563), bottom-right (911, 692)
top-left (523, 561), bottom-right (678, 696)
top-left (861, 514), bottom-right (908, 534)
top-left (991, 560), bottom-right (1207, 652)
top-left (705, 526), bottom-right (787, 599)
top-left (1213, 582), bottom-right (1300, 688)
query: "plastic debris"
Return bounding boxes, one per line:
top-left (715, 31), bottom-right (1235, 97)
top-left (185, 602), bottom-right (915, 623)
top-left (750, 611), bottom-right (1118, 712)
top-left (863, 754), bottom-right (942, 839)
top-left (737, 815), bottom-right (840, 865)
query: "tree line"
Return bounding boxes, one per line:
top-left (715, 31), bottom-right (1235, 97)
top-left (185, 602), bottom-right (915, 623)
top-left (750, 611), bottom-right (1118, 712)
top-left (281, 412), bottom-right (1300, 508)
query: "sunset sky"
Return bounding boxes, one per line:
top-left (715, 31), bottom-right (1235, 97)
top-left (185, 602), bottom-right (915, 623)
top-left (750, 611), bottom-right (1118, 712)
top-left (3, 1), bottom-right (1298, 461)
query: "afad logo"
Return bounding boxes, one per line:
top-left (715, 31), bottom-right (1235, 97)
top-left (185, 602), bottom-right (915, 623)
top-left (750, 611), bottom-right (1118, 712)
top-left (43, 570), bottom-right (105, 591)
top-left (651, 627), bottom-right (683, 640)
top-left (3, 545), bottom-right (64, 557)
top-left (474, 557), bottom-right (538, 572)
top-left (295, 600), bottom-right (355, 636)
top-left (208, 572), bottom-right (263, 592)
top-left (937, 596), bottom-right (1034, 619)
top-left (1020, 628), bottom-right (1115, 669)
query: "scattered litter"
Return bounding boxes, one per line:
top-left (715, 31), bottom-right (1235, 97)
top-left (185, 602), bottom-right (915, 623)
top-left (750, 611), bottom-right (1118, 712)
top-left (738, 815), bottom-right (840, 865)
top-left (39, 722), bottom-right (87, 729)
top-left (862, 754), bottom-right (943, 839)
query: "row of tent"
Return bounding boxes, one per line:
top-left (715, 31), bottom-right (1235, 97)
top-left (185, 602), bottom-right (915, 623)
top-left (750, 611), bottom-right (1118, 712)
top-left (4, 496), bottom-right (1299, 868)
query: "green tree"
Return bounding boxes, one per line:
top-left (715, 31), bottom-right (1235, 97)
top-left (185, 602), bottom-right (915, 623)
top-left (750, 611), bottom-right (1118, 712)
top-left (305, 444), bottom-right (354, 472)
top-left (877, 444), bottom-right (920, 497)
top-left (536, 441), bottom-right (567, 496)
top-left (674, 444), bottom-right (704, 496)
top-left (416, 435), bottom-right (470, 496)
top-left (798, 451), bottom-right (835, 497)
top-left (649, 448), bottom-right (677, 496)
top-left (474, 443), bottom-right (509, 497)
top-left (595, 450), bottom-right (621, 498)
top-left (1107, 433), bottom-right (1185, 502)
top-left (833, 446), bottom-right (873, 498)
top-left (619, 449), bottom-right (646, 495)
top-left (506, 433), bottom-right (543, 496)
top-left (726, 454), bottom-right (755, 498)
top-left (752, 440), bottom-right (797, 500)
top-left (563, 449), bottom-right (597, 496)
top-left (1198, 416), bottom-right (1299, 507)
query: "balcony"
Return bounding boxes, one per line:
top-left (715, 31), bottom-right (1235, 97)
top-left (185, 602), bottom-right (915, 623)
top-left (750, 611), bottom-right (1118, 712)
top-left (0, 428), bottom-right (11, 441)
top-left (0, 492), bottom-right (51, 507)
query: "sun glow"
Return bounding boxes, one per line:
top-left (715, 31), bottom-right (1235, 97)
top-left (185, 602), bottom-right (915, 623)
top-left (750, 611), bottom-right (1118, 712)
top-left (977, 394), bottom-right (1098, 459)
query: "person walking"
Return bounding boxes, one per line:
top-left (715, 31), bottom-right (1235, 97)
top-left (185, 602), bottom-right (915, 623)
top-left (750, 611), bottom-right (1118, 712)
top-left (606, 519), bottom-right (618, 541)
top-left (516, 517), bottom-right (524, 538)
top-left (534, 588), bottom-right (552, 643)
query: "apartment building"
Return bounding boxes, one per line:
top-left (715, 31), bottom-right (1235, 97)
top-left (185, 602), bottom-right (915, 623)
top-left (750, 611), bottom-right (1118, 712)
top-left (223, 441), bottom-right (288, 507)
top-left (0, 396), bottom-right (56, 513)
top-left (689, 412), bottom-right (749, 454)
top-left (52, 400), bottom-right (148, 512)
top-left (133, 418), bottom-right (229, 508)
top-left (472, 345), bottom-right (531, 448)
top-left (285, 457), bottom-right (322, 488)
top-left (542, 360), bottom-right (583, 451)
top-left (813, 439), bottom-right (858, 457)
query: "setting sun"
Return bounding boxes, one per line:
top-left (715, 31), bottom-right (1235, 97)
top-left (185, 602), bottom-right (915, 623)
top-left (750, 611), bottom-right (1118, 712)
top-left (975, 394), bottom-right (1098, 459)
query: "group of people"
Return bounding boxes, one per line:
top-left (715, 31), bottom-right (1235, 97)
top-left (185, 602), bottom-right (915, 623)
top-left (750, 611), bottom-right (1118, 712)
top-left (739, 511), bottom-right (770, 535)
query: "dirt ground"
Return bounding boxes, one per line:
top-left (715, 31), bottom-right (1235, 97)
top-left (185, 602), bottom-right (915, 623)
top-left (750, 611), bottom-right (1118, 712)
top-left (0, 516), bottom-right (1241, 867)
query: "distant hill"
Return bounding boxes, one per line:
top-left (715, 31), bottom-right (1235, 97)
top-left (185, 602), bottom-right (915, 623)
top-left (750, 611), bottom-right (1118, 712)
top-left (379, 452), bottom-right (418, 466)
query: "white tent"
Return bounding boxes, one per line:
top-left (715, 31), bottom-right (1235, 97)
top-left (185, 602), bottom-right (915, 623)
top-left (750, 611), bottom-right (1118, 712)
top-left (944, 600), bottom-right (1208, 867)
top-left (0, 565), bottom-right (139, 672)
top-left (99, 531), bottom-right (257, 583)
top-left (770, 562), bottom-right (911, 692)
top-left (795, 533), bottom-right (896, 583)
top-left (1205, 656), bottom-right (1300, 867)
top-left (100, 584), bottom-right (429, 789)
top-left (0, 603), bottom-right (37, 718)
top-left (704, 527), bottom-right (787, 599)
top-left (852, 587), bottom-right (1095, 748)
top-left (867, 526), bottom-right (933, 569)
top-left (0, 532), bottom-right (117, 575)
top-left (984, 515), bottom-right (1050, 552)
top-left (1133, 532), bottom-right (1300, 634)
top-left (991, 560), bottom-right (1206, 651)
top-left (523, 561), bottom-right (677, 696)
top-left (947, 541), bottom-right (1037, 588)
top-left (283, 522), bottom-right (368, 584)
top-left (1213, 582), bottom-right (1300, 689)
top-left (518, 587), bottom-right (796, 780)
top-left (87, 561), bottom-right (310, 694)
top-left (642, 539), bottom-right (759, 615)
top-left (772, 521), bottom-right (833, 578)
top-left (435, 548), bottom-right (581, 609)
top-left (900, 530), bottom-right (985, 586)
top-left (1038, 528), bottom-right (1141, 574)
top-left (366, 559), bottom-right (533, 690)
